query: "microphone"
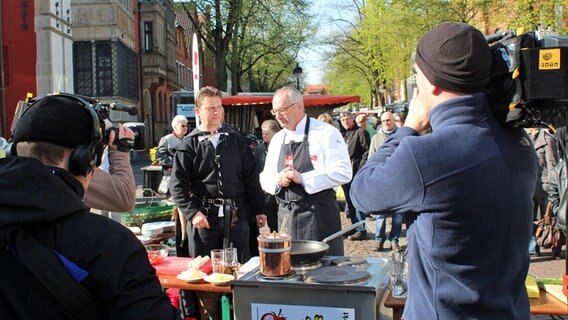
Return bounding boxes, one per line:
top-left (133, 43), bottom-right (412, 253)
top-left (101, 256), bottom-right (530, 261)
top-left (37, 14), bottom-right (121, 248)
top-left (485, 30), bottom-right (515, 44)
top-left (110, 102), bottom-right (138, 116)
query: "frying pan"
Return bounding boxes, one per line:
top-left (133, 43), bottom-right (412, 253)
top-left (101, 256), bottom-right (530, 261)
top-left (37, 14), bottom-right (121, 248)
top-left (291, 220), bottom-right (366, 265)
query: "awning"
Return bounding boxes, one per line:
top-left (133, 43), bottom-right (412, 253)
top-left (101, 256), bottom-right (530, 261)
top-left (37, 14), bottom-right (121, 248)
top-left (222, 94), bottom-right (360, 108)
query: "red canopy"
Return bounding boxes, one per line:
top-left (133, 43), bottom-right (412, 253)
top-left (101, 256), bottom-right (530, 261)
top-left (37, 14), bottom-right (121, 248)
top-left (222, 94), bottom-right (360, 108)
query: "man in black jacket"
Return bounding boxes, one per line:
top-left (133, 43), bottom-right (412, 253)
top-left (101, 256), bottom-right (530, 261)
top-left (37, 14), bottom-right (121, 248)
top-left (339, 111), bottom-right (370, 241)
top-left (170, 86), bottom-right (267, 263)
top-left (0, 94), bottom-right (179, 319)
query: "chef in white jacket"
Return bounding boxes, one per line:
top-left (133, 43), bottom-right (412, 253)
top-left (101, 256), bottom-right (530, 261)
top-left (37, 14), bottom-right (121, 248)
top-left (259, 86), bottom-right (352, 255)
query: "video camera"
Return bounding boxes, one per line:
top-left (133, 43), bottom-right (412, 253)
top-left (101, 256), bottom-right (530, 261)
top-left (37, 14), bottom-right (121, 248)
top-left (486, 28), bottom-right (568, 129)
top-left (89, 98), bottom-right (146, 152)
top-left (10, 93), bottom-right (145, 152)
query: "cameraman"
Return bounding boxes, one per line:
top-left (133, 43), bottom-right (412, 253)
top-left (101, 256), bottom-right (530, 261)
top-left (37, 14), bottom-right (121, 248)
top-left (85, 124), bottom-right (136, 212)
top-left (351, 22), bottom-right (538, 319)
top-left (0, 95), bottom-right (179, 319)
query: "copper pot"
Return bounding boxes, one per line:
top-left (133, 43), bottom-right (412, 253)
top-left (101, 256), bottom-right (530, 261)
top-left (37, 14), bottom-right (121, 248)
top-left (257, 232), bottom-right (291, 277)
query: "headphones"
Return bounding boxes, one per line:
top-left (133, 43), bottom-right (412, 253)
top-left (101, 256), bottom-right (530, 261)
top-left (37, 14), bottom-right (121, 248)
top-left (11, 93), bottom-right (103, 176)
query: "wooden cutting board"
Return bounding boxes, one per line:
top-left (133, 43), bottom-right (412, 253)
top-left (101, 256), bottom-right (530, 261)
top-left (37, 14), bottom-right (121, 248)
top-left (542, 284), bottom-right (568, 304)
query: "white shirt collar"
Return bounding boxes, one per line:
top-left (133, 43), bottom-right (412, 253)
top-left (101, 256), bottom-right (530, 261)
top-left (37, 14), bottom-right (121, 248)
top-left (284, 114), bottom-right (308, 135)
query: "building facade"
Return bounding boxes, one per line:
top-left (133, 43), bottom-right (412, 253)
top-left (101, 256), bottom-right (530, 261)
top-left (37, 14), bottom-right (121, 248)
top-left (1, 0), bottom-right (38, 136)
top-left (0, 0), bottom-right (219, 147)
top-left (71, 0), bottom-right (139, 124)
top-left (139, 0), bottom-right (179, 144)
top-left (0, 0), bottom-right (141, 138)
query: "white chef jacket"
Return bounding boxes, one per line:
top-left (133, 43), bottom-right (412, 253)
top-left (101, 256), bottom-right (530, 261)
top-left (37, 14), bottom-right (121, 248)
top-left (259, 115), bottom-right (352, 195)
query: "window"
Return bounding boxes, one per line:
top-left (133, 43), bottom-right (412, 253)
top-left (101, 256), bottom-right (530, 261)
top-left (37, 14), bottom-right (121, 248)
top-left (116, 41), bottom-right (138, 99)
top-left (177, 63), bottom-right (182, 85)
top-left (73, 40), bottom-right (137, 99)
top-left (73, 42), bottom-right (93, 96)
top-left (162, 93), bottom-right (167, 121)
top-left (159, 92), bottom-right (164, 122)
top-left (144, 22), bottom-right (153, 52)
top-left (96, 42), bottom-right (113, 96)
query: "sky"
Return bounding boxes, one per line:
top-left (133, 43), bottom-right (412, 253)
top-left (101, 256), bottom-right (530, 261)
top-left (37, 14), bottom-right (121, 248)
top-left (298, 0), bottom-right (358, 85)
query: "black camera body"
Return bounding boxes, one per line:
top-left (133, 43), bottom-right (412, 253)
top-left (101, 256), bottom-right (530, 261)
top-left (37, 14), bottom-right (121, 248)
top-left (91, 101), bottom-right (145, 151)
top-left (103, 124), bottom-right (145, 152)
top-left (487, 30), bottom-right (568, 128)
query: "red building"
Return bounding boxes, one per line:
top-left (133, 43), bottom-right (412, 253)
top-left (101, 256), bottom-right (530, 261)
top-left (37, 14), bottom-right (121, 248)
top-left (1, 0), bottom-right (37, 137)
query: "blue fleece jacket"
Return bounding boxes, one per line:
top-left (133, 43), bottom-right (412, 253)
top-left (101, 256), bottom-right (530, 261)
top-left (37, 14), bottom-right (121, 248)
top-left (351, 94), bottom-right (538, 319)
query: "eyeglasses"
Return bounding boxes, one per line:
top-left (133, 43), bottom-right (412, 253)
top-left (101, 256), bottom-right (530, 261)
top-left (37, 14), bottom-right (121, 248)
top-left (202, 105), bottom-right (223, 112)
top-left (180, 124), bottom-right (188, 128)
top-left (271, 103), bottom-right (297, 116)
top-left (382, 119), bottom-right (392, 123)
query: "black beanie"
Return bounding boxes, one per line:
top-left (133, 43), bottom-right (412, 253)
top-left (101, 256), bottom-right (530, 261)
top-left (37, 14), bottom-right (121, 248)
top-left (13, 95), bottom-right (96, 149)
top-left (415, 22), bottom-right (492, 93)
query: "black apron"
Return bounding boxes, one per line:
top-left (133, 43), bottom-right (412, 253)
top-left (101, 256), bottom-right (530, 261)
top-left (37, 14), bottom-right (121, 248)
top-left (276, 117), bottom-right (344, 256)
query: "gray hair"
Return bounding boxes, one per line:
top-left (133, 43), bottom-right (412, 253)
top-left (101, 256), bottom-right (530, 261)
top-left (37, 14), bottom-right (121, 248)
top-left (171, 115), bottom-right (188, 129)
top-left (273, 86), bottom-right (303, 106)
top-left (339, 111), bottom-right (353, 119)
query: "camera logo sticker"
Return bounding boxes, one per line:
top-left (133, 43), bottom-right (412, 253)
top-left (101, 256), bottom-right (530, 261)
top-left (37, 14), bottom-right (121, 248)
top-left (539, 48), bottom-right (561, 70)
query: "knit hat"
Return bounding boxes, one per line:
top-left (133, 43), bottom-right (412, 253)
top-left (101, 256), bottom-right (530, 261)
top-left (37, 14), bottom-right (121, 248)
top-left (415, 22), bottom-right (492, 93)
top-left (13, 95), bottom-right (96, 149)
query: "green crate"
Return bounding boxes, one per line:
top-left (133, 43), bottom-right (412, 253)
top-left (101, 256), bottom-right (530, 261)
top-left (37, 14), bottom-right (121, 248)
top-left (121, 200), bottom-right (175, 227)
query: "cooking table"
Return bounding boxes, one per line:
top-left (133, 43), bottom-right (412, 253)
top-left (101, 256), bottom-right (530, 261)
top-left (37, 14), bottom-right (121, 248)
top-left (384, 288), bottom-right (568, 320)
top-left (158, 274), bottom-right (232, 294)
top-left (232, 257), bottom-right (389, 320)
top-left (154, 257), bottom-right (232, 320)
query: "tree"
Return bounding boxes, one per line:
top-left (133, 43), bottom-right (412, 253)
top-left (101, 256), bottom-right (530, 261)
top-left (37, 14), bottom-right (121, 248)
top-left (177, 0), bottom-right (243, 92)
top-left (320, 0), bottom-right (385, 107)
top-left (323, 0), bottom-right (509, 105)
top-left (324, 37), bottom-right (378, 106)
top-left (177, 0), bottom-right (315, 93)
top-left (230, 0), bottom-right (315, 93)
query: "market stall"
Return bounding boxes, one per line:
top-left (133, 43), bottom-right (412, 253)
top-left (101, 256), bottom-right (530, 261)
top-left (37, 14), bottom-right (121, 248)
top-left (221, 94), bottom-right (360, 134)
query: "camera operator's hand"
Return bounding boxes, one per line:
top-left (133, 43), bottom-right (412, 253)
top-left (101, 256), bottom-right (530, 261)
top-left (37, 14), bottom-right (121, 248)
top-left (108, 124), bottom-right (135, 152)
top-left (405, 88), bottom-right (431, 133)
top-left (87, 123), bottom-right (136, 212)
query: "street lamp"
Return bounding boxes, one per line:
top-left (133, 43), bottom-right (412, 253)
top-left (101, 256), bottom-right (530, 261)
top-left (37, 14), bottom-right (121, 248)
top-left (293, 63), bottom-right (303, 91)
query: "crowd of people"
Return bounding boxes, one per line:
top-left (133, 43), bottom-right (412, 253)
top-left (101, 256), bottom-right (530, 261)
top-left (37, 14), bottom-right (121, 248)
top-left (2, 21), bottom-right (566, 320)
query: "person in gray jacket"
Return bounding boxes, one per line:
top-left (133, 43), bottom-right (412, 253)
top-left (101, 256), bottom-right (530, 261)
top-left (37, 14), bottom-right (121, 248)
top-left (548, 126), bottom-right (568, 258)
top-left (156, 115), bottom-right (189, 182)
top-left (527, 127), bottom-right (559, 256)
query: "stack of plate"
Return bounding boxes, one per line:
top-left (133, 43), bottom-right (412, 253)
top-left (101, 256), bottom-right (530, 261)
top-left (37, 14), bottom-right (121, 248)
top-left (127, 226), bottom-right (141, 235)
top-left (140, 221), bottom-right (176, 236)
top-left (144, 221), bottom-right (176, 232)
top-left (141, 224), bottom-right (163, 236)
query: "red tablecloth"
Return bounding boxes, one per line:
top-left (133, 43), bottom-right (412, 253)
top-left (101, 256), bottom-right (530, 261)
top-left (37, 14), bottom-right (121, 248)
top-left (154, 257), bottom-right (212, 275)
